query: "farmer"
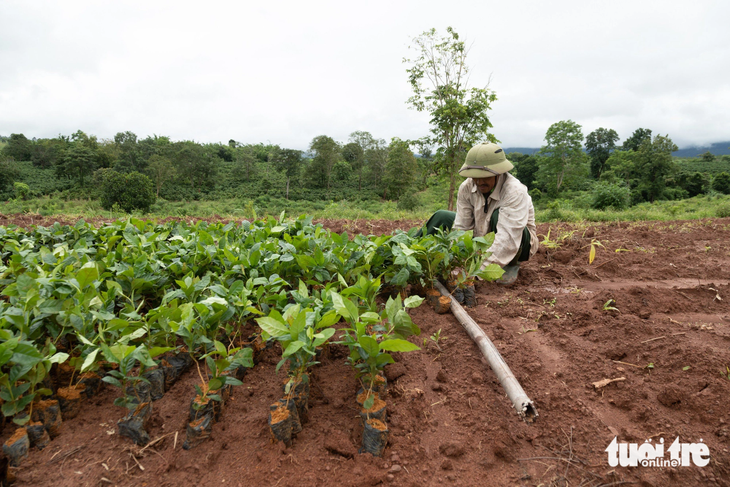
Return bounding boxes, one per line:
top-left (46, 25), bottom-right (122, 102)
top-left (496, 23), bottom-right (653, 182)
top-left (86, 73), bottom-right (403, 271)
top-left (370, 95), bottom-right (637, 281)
top-left (419, 142), bottom-right (538, 285)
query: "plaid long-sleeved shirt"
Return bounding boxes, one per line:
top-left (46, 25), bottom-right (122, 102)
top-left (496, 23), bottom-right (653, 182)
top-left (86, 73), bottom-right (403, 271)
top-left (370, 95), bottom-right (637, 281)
top-left (453, 173), bottom-right (538, 267)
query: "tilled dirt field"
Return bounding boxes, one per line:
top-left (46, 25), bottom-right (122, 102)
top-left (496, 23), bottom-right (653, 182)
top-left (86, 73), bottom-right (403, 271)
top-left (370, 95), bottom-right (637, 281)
top-left (2, 216), bottom-right (730, 486)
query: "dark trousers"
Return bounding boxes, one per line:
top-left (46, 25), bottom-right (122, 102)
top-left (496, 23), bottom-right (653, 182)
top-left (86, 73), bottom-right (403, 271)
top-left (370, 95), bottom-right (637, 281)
top-left (418, 209), bottom-right (531, 265)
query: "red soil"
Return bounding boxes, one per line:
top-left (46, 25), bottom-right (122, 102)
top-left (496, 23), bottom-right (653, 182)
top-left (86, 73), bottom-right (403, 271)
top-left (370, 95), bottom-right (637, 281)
top-left (2, 216), bottom-right (730, 486)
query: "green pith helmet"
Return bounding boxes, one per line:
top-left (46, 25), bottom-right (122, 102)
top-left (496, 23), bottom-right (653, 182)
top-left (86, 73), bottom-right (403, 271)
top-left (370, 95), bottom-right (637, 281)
top-left (458, 143), bottom-right (514, 178)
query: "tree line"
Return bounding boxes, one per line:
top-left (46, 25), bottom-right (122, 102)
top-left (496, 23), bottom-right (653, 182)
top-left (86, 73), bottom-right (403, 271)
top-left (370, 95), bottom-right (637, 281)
top-left (0, 130), bottom-right (432, 211)
top-left (510, 122), bottom-right (730, 210)
top-left (1, 123), bottom-right (729, 214)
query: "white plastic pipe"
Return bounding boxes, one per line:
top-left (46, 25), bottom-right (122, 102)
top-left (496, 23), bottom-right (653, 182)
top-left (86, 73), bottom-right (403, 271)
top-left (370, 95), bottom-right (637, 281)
top-left (435, 280), bottom-right (538, 423)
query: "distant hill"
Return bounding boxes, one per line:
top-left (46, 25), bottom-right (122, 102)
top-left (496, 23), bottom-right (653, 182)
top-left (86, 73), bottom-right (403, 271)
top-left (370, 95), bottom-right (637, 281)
top-left (672, 141), bottom-right (730, 158)
top-left (505, 141), bottom-right (730, 158)
top-left (504, 147), bottom-right (540, 155)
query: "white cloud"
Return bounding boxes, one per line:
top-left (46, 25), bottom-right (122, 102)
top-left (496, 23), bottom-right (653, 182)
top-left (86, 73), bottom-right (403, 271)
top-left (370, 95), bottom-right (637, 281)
top-left (1, 0), bottom-right (728, 149)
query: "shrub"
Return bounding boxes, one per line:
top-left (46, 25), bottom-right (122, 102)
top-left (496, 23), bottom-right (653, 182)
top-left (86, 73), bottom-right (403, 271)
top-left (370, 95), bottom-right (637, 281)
top-left (591, 182), bottom-right (630, 210)
top-left (712, 172), bottom-right (730, 194)
top-left (13, 182), bottom-right (30, 200)
top-left (662, 187), bottom-right (689, 201)
top-left (684, 172), bottom-right (709, 197)
top-left (397, 192), bottom-right (420, 211)
top-left (717, 204), bottom-right (730, 218)
top-left (100, 171), bottom-right (155, 213)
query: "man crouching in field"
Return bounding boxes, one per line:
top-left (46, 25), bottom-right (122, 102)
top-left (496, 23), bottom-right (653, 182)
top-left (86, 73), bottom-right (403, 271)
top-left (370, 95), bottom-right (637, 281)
top-left (419, 142), bottom-right (538, 286)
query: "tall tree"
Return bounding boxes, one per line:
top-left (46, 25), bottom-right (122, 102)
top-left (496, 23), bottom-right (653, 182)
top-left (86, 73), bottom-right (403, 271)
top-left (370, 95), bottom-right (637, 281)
top-left (172, 141), bottom-right (217, 191)
top-left (404, 27), bottom-right (498, 210)
top-left (342, 142), bottom-right (365, 190)
top-left (147, 154), bottom-right (175, 198)
top-left (536, 120), bottom-right (588, 195)
top-left (273, 148), bottom-right (302, 199)
top-left (622, 128), bottom-right (652, 152)
top-left (60, 143), bottom-right (96, 186)
top-left (364, 138), bottom-right (389, 189)
top-left (383, 138), bottom-right (418, 200)
top-left (30, 137), bottom-right (67, 168)
top-left (113, 131), bottom-right (140, 172)
top-left (232, 145), bottom-right (258, 182)
top-left (633, 135), bottom-right (678, 202)
top-left (585, 127), bottom-right (619, 179)
top-left (2, 134), bottom-right (33, 161)
top-left (0, 155), bottom-right (20, 192)
top-left (308, 135), bottom-right (340, 191)
top-left (509, 152), bottom-right (540, 190)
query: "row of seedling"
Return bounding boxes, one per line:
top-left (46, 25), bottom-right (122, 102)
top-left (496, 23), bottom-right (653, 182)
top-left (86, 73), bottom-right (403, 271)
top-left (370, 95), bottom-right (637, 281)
top-left (336, 281), bottom-right (422, 456)
top-left (1, 347), bottom-right (105, 467)
top-left (261, 299), bottom-right (338, 445)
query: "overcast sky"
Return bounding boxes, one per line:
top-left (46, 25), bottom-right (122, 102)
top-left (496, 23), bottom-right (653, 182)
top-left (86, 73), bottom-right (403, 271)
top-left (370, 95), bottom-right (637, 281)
top-left (1, 0), bottom-right (728, 150)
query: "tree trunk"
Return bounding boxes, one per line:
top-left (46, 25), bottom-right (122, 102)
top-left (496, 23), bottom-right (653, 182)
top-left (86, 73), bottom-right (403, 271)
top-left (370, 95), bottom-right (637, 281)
top-left (286, 177), bottom-right (290, 200)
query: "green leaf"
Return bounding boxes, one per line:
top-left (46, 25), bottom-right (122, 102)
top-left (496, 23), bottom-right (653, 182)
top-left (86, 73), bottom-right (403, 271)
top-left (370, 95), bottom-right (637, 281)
top-left (363, 395), bottom-right (374, 410)
top-left (10, 342), bottom-right (44, 368)
top-left (330, 292), bottom-right (350, 319)
top-left (76, 263), bottom-right (99, 289)
top-left (359, 312), bottom-right (380, 324)
top-left (81, 348), bottom-right (99, 373)
top-left (101, 376), bottom-right (122, 388)
top-left (223, 376), bottom-right (243, 386)
top-left (316, 310), bottom-right (340, 329)
top-left (391, 267), bottom-right (409, 287)
top-left (208, 377), bottom-right (224, 391)
top-left (132, 346), bottom-right (156, 368)
top-left (214, 340), bottom-right (227, 355)
top-left (201, 296), bottom-right (228, 307)
top-left (475, 263), bottom-right (504, 281)
top-left (283, 341), bottom-right (305, 357)
top-left (344, 298), bottom-right (359, 324)
top-left (375, 353), bottom-right (394, 366)
top-left (256, 316), bottom-right (289, 338)
top-left (404, 295), bottom-right (424, 308)
top-left (358, 336), bottom-right (379, 358)
top-left (379, 339), bottom-right (420, 352)
top-left (148, 346), bottom-right (175, 358)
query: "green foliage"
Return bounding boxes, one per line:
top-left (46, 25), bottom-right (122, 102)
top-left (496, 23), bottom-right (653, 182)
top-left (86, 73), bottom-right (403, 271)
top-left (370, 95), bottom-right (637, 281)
top-left (384, 138), bottom-right (418, 200)
top-left (537, 120), bottom-right (588, 195)
top-left (100, 170), bottom-right (156, 213)
top-left (13, 182), bottom-right (30, 200)
top-left (172, 141), bottom-right (218, 191)
top-left (591, 182), bottom-right (630, 210)
top-left (682, 172), bottom-right (709, 197)
top-left (622, 128), bottom-right (652, 152)
top-left (586, 127), bottom-right (619, 179)
top-left (0, 156), bottom-right (20, 192)
top-left (336, 287), bottom-right (422, 393)
top-left (397, 191), bottom-right (421, 211)
top-left (146, 155), bottom-right (174, 198)
top-left (712, 172), bottom-right (730, 194)
top-left (717, 204), bottom-right (730, 218)
top-left (59, 142), bottom-right (97, 186)
top-left (632, 135), bottom-right (678, 203)
top-left (699, 151), bottom-right (715, 162)
top-left (308, 135), bottom-right (341, 190)
top-left (509, 152), bottom-right (539, 190)
top-left (1, 134), bottom-right (33, 162)
top-left (404, 26), bottom-right (498, 211)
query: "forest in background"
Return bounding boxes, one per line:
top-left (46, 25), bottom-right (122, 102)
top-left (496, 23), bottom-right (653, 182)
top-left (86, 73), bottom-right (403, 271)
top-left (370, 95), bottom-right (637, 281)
top-left (1, 124), bottom-right (730, 221)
